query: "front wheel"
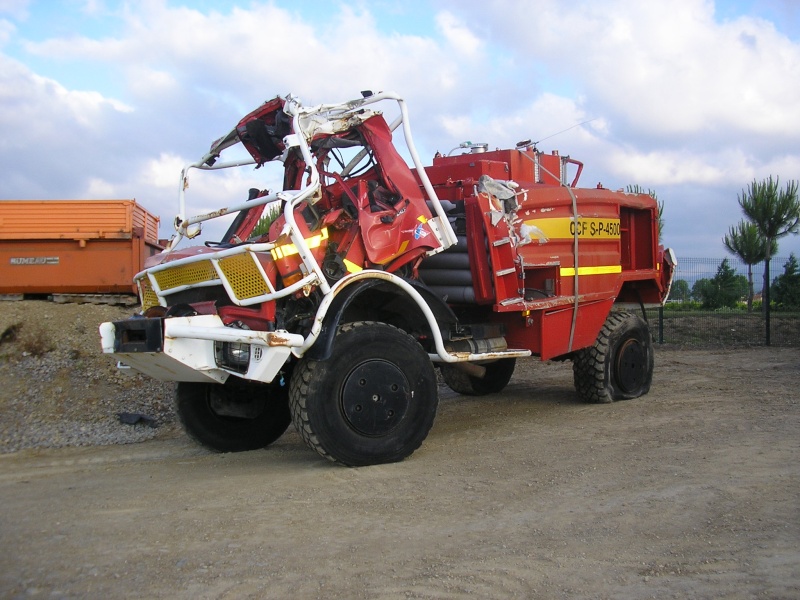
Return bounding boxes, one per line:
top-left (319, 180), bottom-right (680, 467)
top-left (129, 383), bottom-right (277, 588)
top-left (176, 377), bottom-right (291, 452)
top-left (290, 321), bottom-right (439, 466)
top-left (572, 310), bottom-right (654, 403)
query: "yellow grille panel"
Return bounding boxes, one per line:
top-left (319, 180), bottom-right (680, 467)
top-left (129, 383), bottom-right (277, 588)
top-left (153, 260), bottom-right (219, 291)
top-left (217, 253), bottom-right (269, 300)
top-left (138, 277), bottom-right (160, 311)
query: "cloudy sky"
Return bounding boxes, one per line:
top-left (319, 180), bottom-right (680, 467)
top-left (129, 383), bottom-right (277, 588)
top-left (2, 0), bottom-right (800, 260)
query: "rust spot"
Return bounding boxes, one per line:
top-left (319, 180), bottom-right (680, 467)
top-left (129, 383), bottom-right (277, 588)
top-left (268, 334), bottom-right (291, 346)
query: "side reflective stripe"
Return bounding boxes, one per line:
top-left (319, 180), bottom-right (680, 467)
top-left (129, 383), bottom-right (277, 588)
top-left (271, 228), bottom-right (329, 260)
top-left (524, 217), bottom-right (621, 240)
top-left (560, 265), bottom-right (622, 277)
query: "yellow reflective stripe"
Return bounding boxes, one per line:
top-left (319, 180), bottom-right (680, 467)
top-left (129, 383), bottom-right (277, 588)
top-left (311, 227), bottom-right (329, 246)
top-left (343, 259), bottom-right (362, 273)
top-left (524, 217), bottom-right (621, 239)
top-left (270, 228), bottom-right (329, 260)
top-left (560, 265), bottom-right (622, 277)
top-left (375, 240), bottom-right (409, 265)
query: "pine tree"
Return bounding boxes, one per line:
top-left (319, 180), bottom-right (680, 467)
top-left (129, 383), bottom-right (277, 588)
top-left (737, 176), bottom-right (800, 343)
top-left (722, 220), bottom-right (776, 312)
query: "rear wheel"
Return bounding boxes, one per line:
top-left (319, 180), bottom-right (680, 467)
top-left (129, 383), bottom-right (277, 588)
top-left (176, 377), bottom-right (291, 452)
top-left (440, 358), bottom-right (516, 396)
top-left (572, 311), bottom-right (653, 403)
top-left (290, 321), bottom-right (438, 466)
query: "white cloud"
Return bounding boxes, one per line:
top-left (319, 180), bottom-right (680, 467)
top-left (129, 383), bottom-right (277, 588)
top-left (436, 11), bottom-right (483, 59)
top-left (607, 148), bottom-right (728, 186)
top-left (59, 86), bottom-right (133, 122)
top-left (439, 93), bottom-right (593, 151)
top-left (125, 65), bottom-right (178, 100)
top-left (141, 152), bottom-right (185, 190)
top-left (0, 0), bottom-right (29, 19)
top-left (79, 0), bottom-right (106, 17)
top-left (21, 2), bottom-right (486, 114)
top-left (438, 0), bottom-right (800, 258)
top-left (0, 18), bottom-right (14, 45)
top-left (460, 0), bottom-right (800, 139)
top-left (0, 54), bottom-right (131, 135)
top-left (2, 0), bottom-right (799, 259)
top-left (83, 177), bottom-right (118, 198)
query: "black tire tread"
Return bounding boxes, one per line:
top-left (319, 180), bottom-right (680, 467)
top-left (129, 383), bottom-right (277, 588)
top-left (572, 310), bottom-right (652, 404)
top-left (289, 321), bottom-right (437, 466)
top-left (289, 356), bottom-right (334, 463)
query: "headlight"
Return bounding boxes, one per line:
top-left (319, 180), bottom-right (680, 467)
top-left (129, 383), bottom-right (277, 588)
top-left (215, 341), bottom-right (250, 373)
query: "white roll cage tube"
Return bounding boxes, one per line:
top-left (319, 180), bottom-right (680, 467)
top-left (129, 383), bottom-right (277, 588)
top-left (167, 91), bottom-right (457, 252)
top-left (298, 270), bottom-right (530, 364)
top-left (150, 92), bottom-right (487, 363)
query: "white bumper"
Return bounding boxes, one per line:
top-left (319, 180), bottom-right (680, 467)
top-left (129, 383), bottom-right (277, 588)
top-left (99, 315), bottom-right (304, 384)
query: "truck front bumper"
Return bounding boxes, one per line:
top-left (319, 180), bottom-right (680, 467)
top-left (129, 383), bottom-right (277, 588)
top-left (99, 314), bottom-right (304, 384)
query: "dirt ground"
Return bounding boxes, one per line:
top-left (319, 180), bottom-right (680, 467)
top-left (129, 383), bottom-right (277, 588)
top-left (0, 304), bottom-right (798, 599)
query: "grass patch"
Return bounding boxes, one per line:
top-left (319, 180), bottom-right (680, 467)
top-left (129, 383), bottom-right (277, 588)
top-left (20, 324), bottom-right (55, 357)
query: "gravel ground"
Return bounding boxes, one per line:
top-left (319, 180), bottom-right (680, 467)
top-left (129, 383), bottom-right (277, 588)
top-left (1, 329), bottom-right (797, 599)
top-left (0, 299), bottom-right (178, 453)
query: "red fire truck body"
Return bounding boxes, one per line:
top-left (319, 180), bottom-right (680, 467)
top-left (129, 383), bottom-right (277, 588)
top-left (100, 92), bottom-right (674, 466)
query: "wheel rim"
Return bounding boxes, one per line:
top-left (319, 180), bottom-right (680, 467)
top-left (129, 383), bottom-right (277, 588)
top-left (614, 338), bottom-right (647, 393)
top-left (341, 360), bottom-right (410, 436)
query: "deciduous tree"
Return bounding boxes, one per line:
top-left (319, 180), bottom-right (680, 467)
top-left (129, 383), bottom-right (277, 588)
top-left (670, 279), bottom-right (690, 302)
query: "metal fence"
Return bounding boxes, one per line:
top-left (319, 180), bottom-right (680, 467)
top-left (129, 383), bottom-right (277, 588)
top-left (643, 256), bottom-right (800, 347)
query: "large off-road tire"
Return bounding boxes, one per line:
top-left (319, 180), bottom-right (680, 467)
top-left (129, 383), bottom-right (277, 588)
top-left (176, 377), bottom-right (291, 452)
top-left (572, 310), bottom-right (654, 403)
top-left (440, 358), bottom-right (516, 396)
top-left (289, 321), bottom-right (439, 466)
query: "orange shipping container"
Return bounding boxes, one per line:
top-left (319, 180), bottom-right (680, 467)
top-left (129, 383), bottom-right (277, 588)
top-left (0, 200), bottom-right (163, 294)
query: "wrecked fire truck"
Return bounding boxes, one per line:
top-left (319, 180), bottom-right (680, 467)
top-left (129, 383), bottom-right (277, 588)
top-left (100, 91), bottom-right (675, 466)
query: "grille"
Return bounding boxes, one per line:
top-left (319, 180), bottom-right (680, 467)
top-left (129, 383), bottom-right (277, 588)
top-left (152, 260), bottom-right (219, 291)
top-left (218, 253), bottom-right (270, 301)
top-left (138, 278), bottom-right (160, 311)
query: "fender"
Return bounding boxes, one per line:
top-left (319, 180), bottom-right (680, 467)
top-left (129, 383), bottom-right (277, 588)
top-left (301, 272), bottom-right (459, 361)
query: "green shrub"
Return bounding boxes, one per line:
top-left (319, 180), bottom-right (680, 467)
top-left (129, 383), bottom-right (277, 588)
top-left (663, 301), bottom-right (703, 312)
top-left (250, 203), bottom-right (281, 239)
